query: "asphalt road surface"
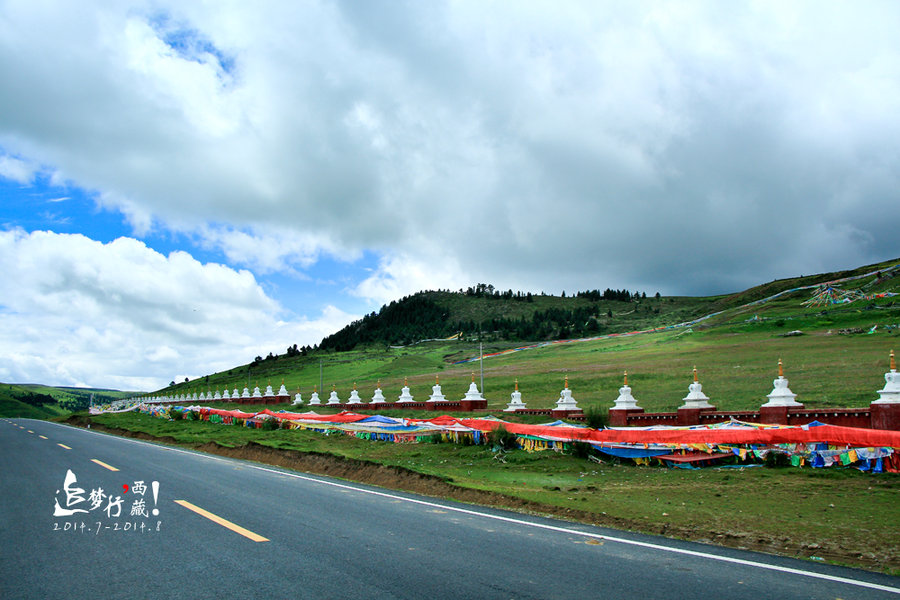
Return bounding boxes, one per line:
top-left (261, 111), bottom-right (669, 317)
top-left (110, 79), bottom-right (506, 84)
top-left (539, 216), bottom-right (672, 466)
top-left (2, 417), bottom-right (898, 599)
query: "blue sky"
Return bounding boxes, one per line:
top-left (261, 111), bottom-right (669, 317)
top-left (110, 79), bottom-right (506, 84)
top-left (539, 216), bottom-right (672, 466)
top-left (1, 1), bottom-right (899, 390)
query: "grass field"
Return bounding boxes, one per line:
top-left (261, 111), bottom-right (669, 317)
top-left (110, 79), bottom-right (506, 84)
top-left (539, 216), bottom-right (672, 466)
top-left (162, 320), bottom-right (899, 414)
top-left (156, 258), bottom-right (900, 413)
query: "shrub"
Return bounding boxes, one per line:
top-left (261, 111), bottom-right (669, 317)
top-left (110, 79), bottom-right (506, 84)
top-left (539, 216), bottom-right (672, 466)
top-left (584, 405), bottom-right (608, 430)
top-left (261, 417), bottom-right (278, 431)
top-left (170, 409), bottom-right (183, 421)
top-left (487, 425), bottom-right (519, 451)
top-left (765, 451), bottom-right (791, 467)
top-left (570, 441), bottom-right (595, 459)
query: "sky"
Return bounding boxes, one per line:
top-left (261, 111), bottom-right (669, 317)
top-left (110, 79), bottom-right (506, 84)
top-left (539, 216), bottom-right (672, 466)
top-left (1, 1), bottom-right (899, 391)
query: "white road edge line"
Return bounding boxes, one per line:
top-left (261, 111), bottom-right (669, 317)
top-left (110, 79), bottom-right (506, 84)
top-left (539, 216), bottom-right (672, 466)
top-left (44, 420), bottom-right (900, 595)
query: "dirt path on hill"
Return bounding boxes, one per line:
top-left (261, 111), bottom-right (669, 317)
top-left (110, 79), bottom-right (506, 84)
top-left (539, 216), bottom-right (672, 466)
top-left (65, 416), bottom-right (896, 574)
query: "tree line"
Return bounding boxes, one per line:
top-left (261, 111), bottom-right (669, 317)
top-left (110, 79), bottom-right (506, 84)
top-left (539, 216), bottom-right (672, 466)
top-left (313, 286), bottom-right (658, 351)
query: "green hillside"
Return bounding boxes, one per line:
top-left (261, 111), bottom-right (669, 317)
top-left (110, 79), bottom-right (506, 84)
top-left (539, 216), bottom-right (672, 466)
top-left (0, 384), bottom-right (65, 418)
top-left (0, 384), bottom-right (135, 418)
top-left (316, 286), bottom-right (720, 351)
top-left (159, 257), bottom-right (900, 413)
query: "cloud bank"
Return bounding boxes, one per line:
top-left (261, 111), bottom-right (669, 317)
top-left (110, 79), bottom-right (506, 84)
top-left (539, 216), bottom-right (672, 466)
top-left (1, 1), bottom-right (898, 387)
top-left (0, 229), bottom-right (354, 389)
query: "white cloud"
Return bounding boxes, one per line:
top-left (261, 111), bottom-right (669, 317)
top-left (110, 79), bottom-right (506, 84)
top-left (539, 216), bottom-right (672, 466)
top-left (353, 251), bottom-right (469, 306)
top-left (0, 229), bottom-right (358, 389)
top-left (196, 224), bottom-right (359, 275)
top-left (0, 154), bottom-right (37, 184)
top-left (0, 1), bottom-right (898, 296)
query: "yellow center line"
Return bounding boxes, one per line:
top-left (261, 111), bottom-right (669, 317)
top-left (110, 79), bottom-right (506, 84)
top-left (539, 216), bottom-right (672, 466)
top-left (58, 443), bottom-right (72, 450)
top-left (91, 458), bottom-right (119, 471)
top-left (174, 500), bottom-right (269, 542)
top-left (27, 430), bottom-right (34, 434)
top-left (39, 435), bottom-right (48, 440)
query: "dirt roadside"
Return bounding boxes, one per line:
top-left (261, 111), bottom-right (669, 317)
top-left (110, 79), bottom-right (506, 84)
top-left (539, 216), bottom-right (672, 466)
top-left (66, 417), bottom-right (897, 574)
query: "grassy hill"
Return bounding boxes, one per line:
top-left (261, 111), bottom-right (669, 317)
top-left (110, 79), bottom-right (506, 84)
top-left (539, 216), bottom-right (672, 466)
top-left (158, 257), bottom-right (900, 413)
top-left (0, 384), bottom-right (135, 418)
top-left (0, 384), bottom-right (65, 418)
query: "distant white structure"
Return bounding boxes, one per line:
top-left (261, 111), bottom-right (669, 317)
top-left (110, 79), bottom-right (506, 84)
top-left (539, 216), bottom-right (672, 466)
top-left (233, 387), bottom-right (241, 399)
top-left (679, 367), bottom-right (713, 410)
top-left (761, 359), bottom-right (802, 407)
top-left (277, 382), bottom-right (290, 401)
top-left (213, 389), bottom-right (222, 400)
top-left (308, 387), bottom-right (321, 405)
top-left (222, 388), bottom-right (231, 400)
top-left (252, 385), bottom-right (262, 399)
top-left (348, 384), bottom-right (362, 404)
top-left (327, 385), bottom-right (342, 405)
top-left (265, 383), bottom-right (274, 397)
top-left (504, 380), bottom-right (526, 412)
top-left (461, 373), bottom-right (484, 401)
top-left (875, 350), bottom-right (900, 404)
top-left (427, 376), bottom-right (447, 402)
top-left (292, 390), bottom-right (303, 406)
top-left (371, 381), bottom-right (387, 404)
top-left (397, 378), bottom-right (415, 403)
top-left (611, 371), bottom-right (641, 411)
top-left (555, 376), bottom-right (578, 411)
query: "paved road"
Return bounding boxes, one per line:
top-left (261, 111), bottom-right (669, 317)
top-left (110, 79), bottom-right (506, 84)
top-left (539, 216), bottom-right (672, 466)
top-left (1, 417), bottom-right (898, 599)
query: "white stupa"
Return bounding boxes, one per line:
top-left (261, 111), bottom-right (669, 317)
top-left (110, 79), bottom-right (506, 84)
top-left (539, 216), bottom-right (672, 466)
top-left (252, 385), bottom-right (262, 398)
top-left (461, 373), bottom-right (484, 401)
top-left (761, 359), bottom-right (802, 407)
top-left (555, 376), bottom-right (578, 411)
top-left (679, 367), bottom-right (714, 409)
top-left (327, 385), bottom-right (342, 405)
top-left (292, 390), bottom-right (303, 406)
top-left (427, 376), bottom-right (447, 402)
top-left (611, 371), bottom-right (641, 411)
top-left (308, 387), bottom-right (321, 405)
top-left (222, 388), bottom-right (231, 399)
top-left (348, 383), bottom-right (362, 404)
top-left (265, 383), bottom-right (275, 397)
top-left (233, 387), bottom-right (241, 399)
top-left (874, 350), bottom-right (900, 404)
top-left (397, 378), bottom-right (415, 403)
top-left (371, 381), bottom-right (386, 404)
top-left (214, 389), bottom-right (222, 400)
top-left (192, 392), bottom-right (199, 401)
top-left (198, 391), bottom-right (206, 401)
top-left (504, 380), bottom-right (527, 412)
top-left (277, 381), bottom-right (290, 401)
